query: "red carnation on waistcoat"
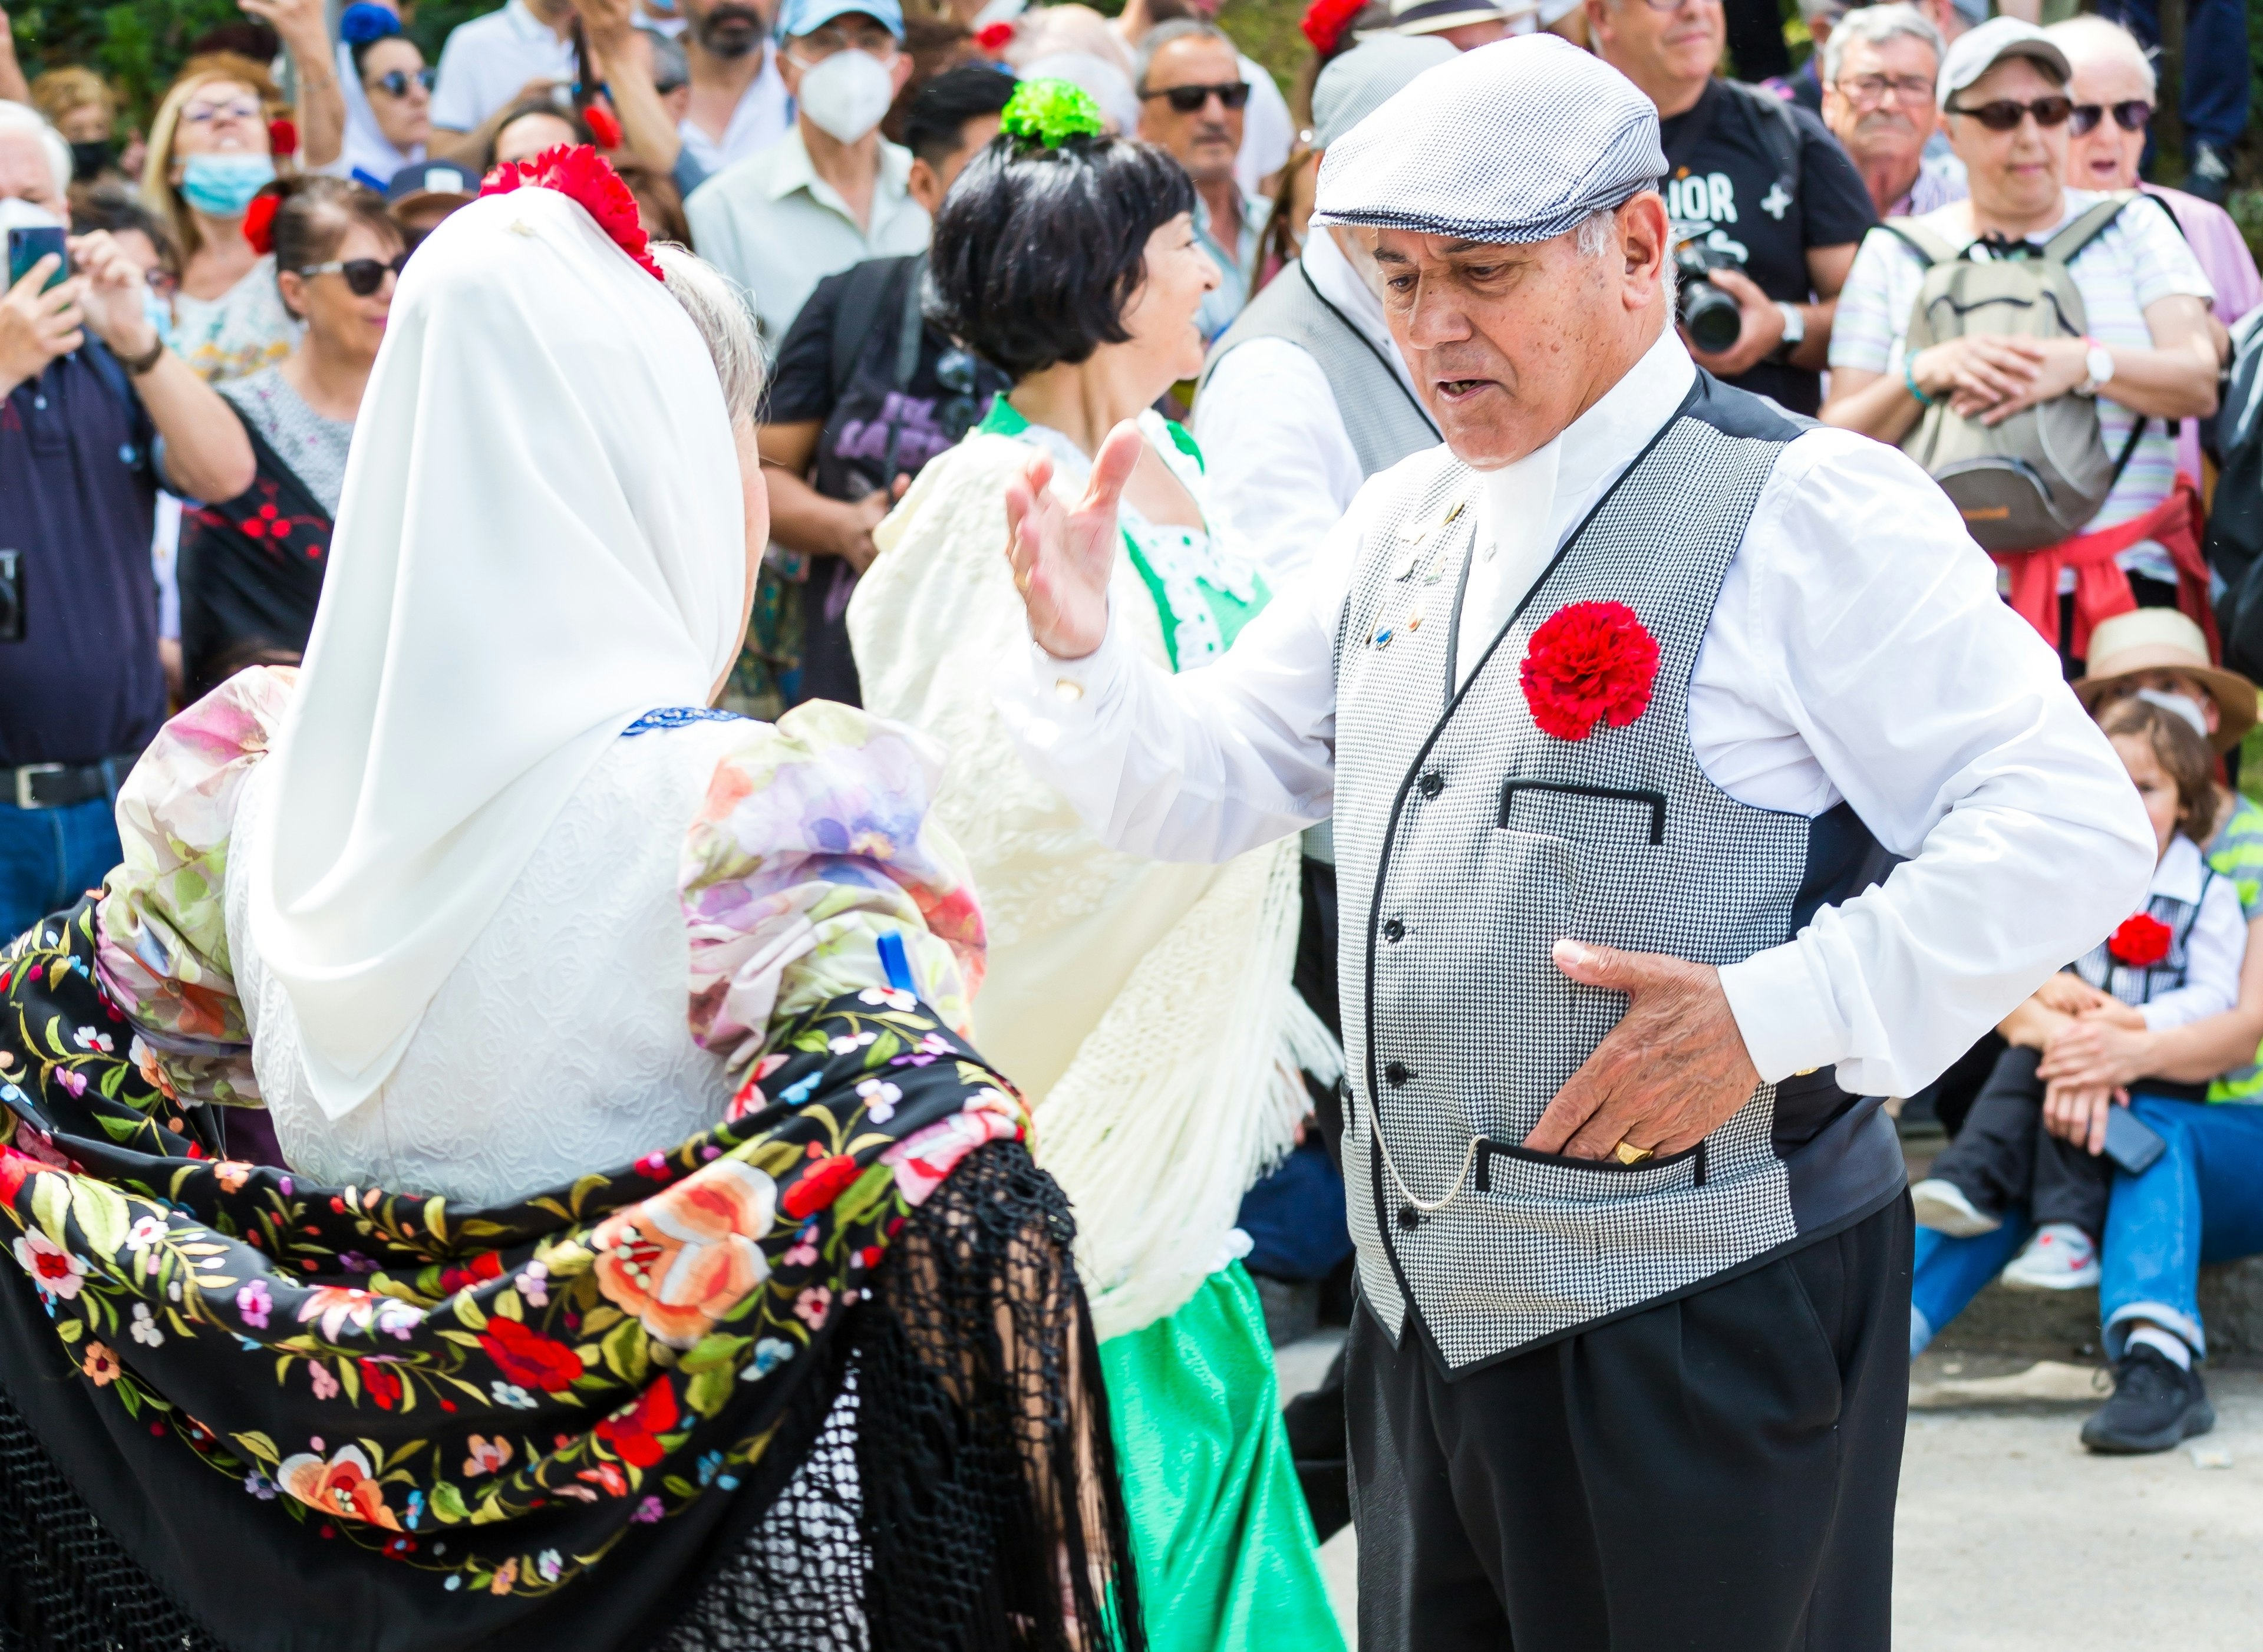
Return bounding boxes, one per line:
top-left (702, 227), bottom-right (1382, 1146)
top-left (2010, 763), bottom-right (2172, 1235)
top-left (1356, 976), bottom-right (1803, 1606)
top-left (2108, 912), bottom-right (2173, 968)
top-left (480, 143), bottom-right (664, 281)
top-left (1518, 601), bottom-right (1660, 741)
top-left (1301, 0), bottom-right (1365, 55)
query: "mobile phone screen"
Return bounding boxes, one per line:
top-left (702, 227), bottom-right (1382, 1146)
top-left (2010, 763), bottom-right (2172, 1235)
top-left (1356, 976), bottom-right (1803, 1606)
top-left (7, 227), bottom-right (68, 294)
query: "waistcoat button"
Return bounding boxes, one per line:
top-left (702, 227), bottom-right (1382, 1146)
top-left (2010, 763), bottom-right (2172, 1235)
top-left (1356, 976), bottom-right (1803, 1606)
top-left (1382, 918), bottom-right (1405, 943)
top-left (1417, 772), bottom-right (1444, 799)
top-left (1384, 1061), bottom-right (1409, 1087)
top-left (1396, 1205), bottom-right (1421, 1230)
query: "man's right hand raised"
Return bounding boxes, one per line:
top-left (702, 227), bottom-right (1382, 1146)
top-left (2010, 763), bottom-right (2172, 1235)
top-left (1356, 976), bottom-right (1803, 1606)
top-left (1001, 418), bottom-right (1142, 660)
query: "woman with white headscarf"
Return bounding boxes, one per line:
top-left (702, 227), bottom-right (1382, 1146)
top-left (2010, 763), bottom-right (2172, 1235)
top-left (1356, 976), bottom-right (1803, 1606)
top-left (0, 148), bottom-right (1136, 1652)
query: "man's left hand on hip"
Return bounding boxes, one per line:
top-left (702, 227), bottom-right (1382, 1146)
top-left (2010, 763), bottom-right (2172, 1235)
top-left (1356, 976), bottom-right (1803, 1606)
top-left (1522, 939), bottom-right (1762, 1160)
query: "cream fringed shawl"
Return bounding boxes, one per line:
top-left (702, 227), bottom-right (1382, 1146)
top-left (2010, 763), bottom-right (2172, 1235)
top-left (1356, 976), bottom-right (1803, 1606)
top-left (850, 432), bottom-right (1326, 1341)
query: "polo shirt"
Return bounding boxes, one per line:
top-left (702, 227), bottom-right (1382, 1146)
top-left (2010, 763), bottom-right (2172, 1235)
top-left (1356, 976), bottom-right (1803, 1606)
top-left (0, 345), bottom-right (165, 769)
top-left (430, 0), bottom-right (577, 133)
top-left (685, 126), bottom-right (929, 351)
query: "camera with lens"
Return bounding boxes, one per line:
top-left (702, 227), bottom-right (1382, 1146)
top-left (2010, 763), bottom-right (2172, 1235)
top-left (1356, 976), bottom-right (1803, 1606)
top-left (1673, 241), bottom-right (1744, 356)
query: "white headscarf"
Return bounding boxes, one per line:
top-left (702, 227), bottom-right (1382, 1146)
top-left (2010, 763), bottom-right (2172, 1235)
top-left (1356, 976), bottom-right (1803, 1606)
top-left (246, 184), bottom-right (748, 1120)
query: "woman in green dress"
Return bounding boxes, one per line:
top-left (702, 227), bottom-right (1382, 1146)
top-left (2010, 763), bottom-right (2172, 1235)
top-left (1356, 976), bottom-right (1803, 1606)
top-left (849, 81), bottom-right (1345, 1652)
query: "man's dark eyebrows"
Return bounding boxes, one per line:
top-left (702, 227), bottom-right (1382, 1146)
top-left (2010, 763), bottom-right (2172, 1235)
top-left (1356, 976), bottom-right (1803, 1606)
top-left (1373, 245), bottom-right (1416, 266)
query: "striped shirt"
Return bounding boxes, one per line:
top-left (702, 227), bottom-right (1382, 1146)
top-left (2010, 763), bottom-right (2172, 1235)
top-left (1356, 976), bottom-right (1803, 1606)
top-left (2207, 792), bottom-right (2263, 1103)
top-left (1829, 190), bottom-right (2215, 583)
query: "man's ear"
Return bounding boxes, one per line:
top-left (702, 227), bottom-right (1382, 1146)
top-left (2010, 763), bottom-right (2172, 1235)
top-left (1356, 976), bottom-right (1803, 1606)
top-left (1618, 191), bottom-right (1670, 311)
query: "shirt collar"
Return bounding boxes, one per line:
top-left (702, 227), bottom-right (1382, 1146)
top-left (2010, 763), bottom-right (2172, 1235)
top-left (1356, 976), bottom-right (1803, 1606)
top-left (2153, 833), bottom-right (2206, 904)
top-left (764, 126), bottom-right (912, 209)
top-left (1545, 321), bottom-right (1697, 525)
top-left (502, 0), bottom-right (557, 42)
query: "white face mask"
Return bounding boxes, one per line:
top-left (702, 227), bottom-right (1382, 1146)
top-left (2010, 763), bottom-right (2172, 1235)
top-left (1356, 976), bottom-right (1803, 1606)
top-left (793, 47), bottom-right (896, 144)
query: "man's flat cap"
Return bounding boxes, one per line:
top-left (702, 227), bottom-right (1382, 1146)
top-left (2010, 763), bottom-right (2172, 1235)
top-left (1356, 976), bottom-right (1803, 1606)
top-left (1311, 34), bottom-right (1667, 245)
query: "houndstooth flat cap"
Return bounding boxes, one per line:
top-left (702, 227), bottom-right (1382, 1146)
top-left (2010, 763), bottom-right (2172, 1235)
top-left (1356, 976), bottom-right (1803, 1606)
top-left (1311, 34), bottom-right (1667, 245)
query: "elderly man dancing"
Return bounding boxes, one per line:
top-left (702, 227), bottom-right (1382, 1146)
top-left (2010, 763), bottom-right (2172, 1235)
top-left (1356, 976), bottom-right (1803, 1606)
top-left (991, 37), bottom-right (2155, 1652)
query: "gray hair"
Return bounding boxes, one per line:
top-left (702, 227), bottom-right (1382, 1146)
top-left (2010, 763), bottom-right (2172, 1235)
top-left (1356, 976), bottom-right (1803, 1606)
top-left (651, 242), bottom-right (763, 427)
top-left (1822, 3), bottom-right (1944, 87)
top-left (1133, 19), bottom-right (1237, 94)
top-left (1797, 0), bottom-right (1848, 27)
top-left (1569, 202), bottom-right (1677, 302)
top-left (2044, 14), bottom-right (2157, 97)
top-left (0, 100), bottom-right (73, 203)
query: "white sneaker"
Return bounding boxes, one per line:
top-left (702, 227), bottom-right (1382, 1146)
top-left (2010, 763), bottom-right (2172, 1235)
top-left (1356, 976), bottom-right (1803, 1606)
top-left (2001, 1222), bottom-right (2100, 1291)
top-left (1911, 1178), bottom-right (2003, 1237)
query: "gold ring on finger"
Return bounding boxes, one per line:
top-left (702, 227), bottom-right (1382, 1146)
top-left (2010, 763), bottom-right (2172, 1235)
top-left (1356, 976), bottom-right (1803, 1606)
top-left (1612, 1139), bottom-right (1656, 1166)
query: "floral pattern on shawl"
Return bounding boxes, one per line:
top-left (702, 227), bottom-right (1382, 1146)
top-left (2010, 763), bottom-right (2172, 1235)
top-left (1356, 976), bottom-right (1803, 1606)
top-left (1, 898), bottom-right (1025, 1604)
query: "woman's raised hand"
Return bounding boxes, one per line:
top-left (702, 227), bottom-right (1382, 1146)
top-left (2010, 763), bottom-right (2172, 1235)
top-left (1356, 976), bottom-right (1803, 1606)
top-left (1002, 420), bottom-right (1143, 661)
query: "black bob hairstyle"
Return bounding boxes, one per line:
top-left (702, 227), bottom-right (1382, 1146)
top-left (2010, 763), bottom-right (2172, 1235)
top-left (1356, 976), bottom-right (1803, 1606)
top-left (925, 131), bottom-right (1195, 382)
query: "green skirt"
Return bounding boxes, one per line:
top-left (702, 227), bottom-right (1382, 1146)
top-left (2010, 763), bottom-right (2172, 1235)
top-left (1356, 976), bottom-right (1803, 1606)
top-left (1099, 1262), bottom-right (1346, 1652)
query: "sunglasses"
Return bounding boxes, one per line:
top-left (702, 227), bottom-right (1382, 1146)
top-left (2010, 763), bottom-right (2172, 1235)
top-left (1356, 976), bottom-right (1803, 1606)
top-left (297, 252), bottom-right (410, 296)
top-left (2070, 98), bottom-right (2153, 136)
top-left (1143, 81), bottom-right (1251, 113)
top-left (1945, 94), bottom-right (2074, 131)
top-left (368, 67), bottom-right (436, 98)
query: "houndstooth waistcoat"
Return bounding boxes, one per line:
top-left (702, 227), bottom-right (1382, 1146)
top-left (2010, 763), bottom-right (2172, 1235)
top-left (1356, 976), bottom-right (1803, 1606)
top-left (1334, 375), bottom-right (1907, 1376)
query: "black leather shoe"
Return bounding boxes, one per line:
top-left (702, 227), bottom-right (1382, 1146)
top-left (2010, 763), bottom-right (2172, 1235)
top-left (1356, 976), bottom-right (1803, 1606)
top-left (2080, 1344), bottom-right (2215, 1454)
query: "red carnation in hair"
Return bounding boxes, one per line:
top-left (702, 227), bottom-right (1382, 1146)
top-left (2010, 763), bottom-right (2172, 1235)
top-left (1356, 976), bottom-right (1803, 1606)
top-left (241, 190), bottom-right (281, 255)
top-left (974, 19), bottom-right (1015, 51)
top-left (1301, 0), bottom-right (1367, 57)
top-left (1519, 601), bottom-right (1661, 742)
top-left (480, 143), bottom-right (664, 281)
top-left (2108, 912), bottom-right (2174, 968)
top-left (266, 117), bottom-right (298, 159)
top-left (583, 98), bottom-right (624, 150)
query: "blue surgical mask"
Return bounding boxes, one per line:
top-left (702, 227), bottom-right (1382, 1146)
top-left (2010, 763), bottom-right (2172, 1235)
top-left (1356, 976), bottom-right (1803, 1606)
top-left (177, 152), bottom-right (276, 217)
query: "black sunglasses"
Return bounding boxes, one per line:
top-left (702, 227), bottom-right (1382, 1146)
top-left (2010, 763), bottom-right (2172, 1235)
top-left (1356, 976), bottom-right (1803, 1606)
top-left (368, 66), bottom-right (436, 98)
top-left (296, 252), bottom-right (410, 296)
top-left (1142, 80), bottom-right (1251, 113)
top-left (1945, 94), bottom-right (2074, 131)
top-left (2070, 98), bottom-right (2153, 136)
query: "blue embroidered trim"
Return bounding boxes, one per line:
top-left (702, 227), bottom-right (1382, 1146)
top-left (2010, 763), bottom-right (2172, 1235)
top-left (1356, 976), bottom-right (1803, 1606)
top-left (621, 706), bottom-right (747, 736)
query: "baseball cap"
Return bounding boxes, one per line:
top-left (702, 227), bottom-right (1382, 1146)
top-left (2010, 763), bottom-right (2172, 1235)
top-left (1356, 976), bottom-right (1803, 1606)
top-left (386, 158), bottom-right (478, 213)
top-left (775, 0), bottom-right (905, 42)
top-left (1937, 15), bottom-right (2070, 109)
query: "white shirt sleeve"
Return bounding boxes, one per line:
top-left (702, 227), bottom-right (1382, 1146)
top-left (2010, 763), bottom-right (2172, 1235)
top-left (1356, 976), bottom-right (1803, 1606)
top-left (2141, 871), bottom-right (2248, 1030)
top-left (428, 29), bottom-right (486, 132)
top-left (1709, 429), bottom-right (2159, 1096)
top-left (990, 491), bottom-right (1368, 863)
top-left (1192, 338), bottom-right (1363, 588)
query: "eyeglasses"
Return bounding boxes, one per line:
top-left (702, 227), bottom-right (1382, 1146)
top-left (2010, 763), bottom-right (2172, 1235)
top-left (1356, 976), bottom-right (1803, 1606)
top-left (2070, 98), bottom-right (2153, 136)
top-left (368, 67), bottom-right (436, 98)
top-left (787, 25), bottom-right (899, 61)
top-left (143, 266), bottom-right (179, 298)
top-left (1945, 94), bottom-right (2074, 130)
top-left (296, 252), bottom-right (409, 296)
top-left (182, 98), bottom-right (262, 126)
top-left (1836, 73), bottom-right (1936, 108)
top-left (1141, 81), bottom-right (1251, 113)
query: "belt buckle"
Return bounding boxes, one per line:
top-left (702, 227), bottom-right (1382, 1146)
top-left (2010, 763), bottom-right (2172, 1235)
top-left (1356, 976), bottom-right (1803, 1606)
top-left (13, 764), bottom-right (64, 810)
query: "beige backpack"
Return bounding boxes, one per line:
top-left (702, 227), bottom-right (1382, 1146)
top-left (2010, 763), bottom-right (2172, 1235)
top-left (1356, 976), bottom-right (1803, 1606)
top-left (1887, 194), bottom-right (2145, 552)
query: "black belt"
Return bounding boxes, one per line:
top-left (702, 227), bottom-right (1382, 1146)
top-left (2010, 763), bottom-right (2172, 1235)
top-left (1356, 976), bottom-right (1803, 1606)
top-left (4, 751), bottom-right (144, 812)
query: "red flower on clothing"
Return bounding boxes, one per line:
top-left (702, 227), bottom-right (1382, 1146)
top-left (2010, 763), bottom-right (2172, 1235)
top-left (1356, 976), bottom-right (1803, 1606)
top-left (479, 1317), bottom-right (583, 1393)
top-left (781, 1153), bottom-right (862, 1220)
top-left (593, 1377), bottom-right (679, 1469)
top-left (2109, 913), bottom-right (2174, 968)
top-left (1518, 601), bottom-right (1660, 742)
top-left (480, 143), bottom-right (664, 281)
top-left (360, 1360), bottom-right (404, 1410)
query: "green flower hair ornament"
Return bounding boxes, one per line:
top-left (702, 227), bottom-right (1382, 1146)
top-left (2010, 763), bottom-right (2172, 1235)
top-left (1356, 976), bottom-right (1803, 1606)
top-left (1000, 78), bottom-right (1106, 150)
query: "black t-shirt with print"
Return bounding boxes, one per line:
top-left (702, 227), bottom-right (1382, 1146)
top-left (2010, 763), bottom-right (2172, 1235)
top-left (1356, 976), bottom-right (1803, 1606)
top-left (1657, 78), bottom-right (1876, 416)
top-left (765, 253), bottom-right (1011, 707)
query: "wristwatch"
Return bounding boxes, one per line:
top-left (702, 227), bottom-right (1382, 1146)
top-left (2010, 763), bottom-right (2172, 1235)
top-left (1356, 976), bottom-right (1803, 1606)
top-left (1770, 301), bottom-right (1805, 362)
top-left (2077, 337), bottom-right (2116, 397)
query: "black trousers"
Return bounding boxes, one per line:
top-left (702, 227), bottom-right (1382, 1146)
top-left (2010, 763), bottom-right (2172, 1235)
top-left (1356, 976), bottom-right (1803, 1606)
top-left (1928, 1044), bottom-right (2114, 1238)
top-left (1348, 1196), bottom-right (1912, 1652)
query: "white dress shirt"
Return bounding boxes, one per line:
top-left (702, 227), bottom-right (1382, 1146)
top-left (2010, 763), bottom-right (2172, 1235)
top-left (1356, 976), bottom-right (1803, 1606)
top-left (677, 48), bottom-right (793, 179)
top-left (430, 0), bottom-right (576, 133)
top-left (994, 325), bottom-right (2156, 1100)
top-left (1193, 227), bottom-right (1426, 586)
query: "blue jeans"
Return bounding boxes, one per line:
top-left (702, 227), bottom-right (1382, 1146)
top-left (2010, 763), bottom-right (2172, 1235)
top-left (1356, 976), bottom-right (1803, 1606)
top-left (1910, 1219), bottom-right (2030, 1359)
top-left (2099, 1095), bottom-right (2263, 1360)
top-left (2100, 0), bottom-right (2251, 154)
top-left (0, 797), bottom-right (122, 943)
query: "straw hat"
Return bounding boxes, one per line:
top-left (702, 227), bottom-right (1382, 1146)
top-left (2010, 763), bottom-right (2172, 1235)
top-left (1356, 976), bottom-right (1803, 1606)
top-left (2072, 609), bottom-right (2259, 752)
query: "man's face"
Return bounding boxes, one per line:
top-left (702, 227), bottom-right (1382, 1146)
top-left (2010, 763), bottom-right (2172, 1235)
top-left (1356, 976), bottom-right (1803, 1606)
top-left (906, 112), bottom-right (1003, 214)
top-left (1372, 193), bottom-right (1670, 469)
top-left (679, 0), bottom-right (771, 60)
top-left (1136, 36), bottom-right (1245, 186)
top-left (1591, 0), bottom-right (1724, 95)
top-left (0, 133), bottom-right (65, 217)
top-left (1434, 15), bottom-right (1512, 49)
top-left (1821, 34), bottom-right (1939, 174)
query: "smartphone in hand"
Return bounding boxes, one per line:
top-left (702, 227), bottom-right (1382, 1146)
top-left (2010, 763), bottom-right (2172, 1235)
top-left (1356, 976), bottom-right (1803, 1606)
top-left (6, 226), bottom-right (68, 294)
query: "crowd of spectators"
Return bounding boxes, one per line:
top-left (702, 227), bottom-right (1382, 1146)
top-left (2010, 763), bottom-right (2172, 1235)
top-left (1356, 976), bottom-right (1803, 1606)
top-left (4, 0), bottom-right (2263, 1463)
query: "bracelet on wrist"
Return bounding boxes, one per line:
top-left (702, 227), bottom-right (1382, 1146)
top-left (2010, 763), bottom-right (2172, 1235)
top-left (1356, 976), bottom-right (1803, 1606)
top-left (115, 334), bottom-right (166, 376)
top-left (1902, 347), bottom-right (1937, 408)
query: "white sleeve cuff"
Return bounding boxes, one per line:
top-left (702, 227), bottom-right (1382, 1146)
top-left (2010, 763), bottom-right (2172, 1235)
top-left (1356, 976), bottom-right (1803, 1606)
top-left (1717, 941), bottom-right (1849, 1085)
